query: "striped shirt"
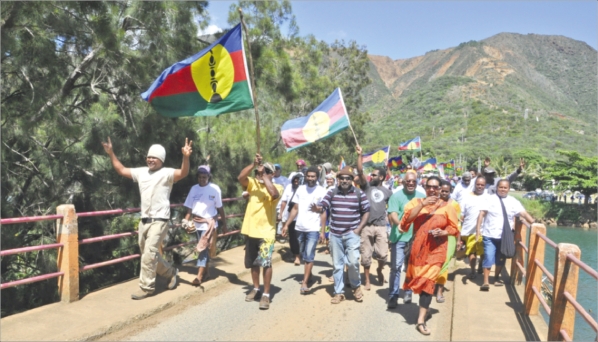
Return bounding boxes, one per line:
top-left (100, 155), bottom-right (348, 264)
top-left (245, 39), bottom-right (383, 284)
top-left (320, 186), bottom-right (370, 235)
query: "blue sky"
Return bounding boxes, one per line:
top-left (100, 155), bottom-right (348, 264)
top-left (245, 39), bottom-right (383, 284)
top-left (204, 1), bottom-right (597, 60)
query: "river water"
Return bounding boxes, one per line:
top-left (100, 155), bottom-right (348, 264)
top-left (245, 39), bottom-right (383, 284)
top-left (539, 227), bottom-right (597, 341)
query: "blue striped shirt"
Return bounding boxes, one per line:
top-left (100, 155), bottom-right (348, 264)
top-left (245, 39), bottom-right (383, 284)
top-left (320, 186), bottom-right (370, 235)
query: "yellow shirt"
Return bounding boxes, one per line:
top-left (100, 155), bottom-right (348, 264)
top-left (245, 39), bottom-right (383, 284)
top-left (241, 177), bottom-right (283, 239)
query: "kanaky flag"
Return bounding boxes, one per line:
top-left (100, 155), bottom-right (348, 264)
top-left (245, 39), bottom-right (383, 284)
top-left (388, 156), bottom-right (403, 170)
top-left (418, 158), bottom-right (437, 171)
top-left (398, 136), bottom-right (421, 151)
top-left (362, 146), bottom-right (390, 168)
top-left (281, 88), bottom-right (350, 151)
top-left (339, 156), bottom-right (346, 171)
top-left (141, 24), bottom-right (254, 117)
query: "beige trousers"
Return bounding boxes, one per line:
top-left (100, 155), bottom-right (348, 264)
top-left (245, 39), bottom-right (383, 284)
top-left (359, 225), bottom-right (389, 267)
top-left (138, 221), bottom-right (175, 292)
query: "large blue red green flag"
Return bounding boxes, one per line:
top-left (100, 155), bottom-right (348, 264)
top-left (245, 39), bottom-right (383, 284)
top-left (398, 136), bottom-right (421, 151)
top-left (281, 88), bottom-right (350, 151)
top-left (418, 157), bottom-right (437, 171)
top-left (388, 156), bottom-right (403, 170)
top-left (141, 24), bottom-right (254, 117)
top-left (362, 146), bottom-right (390, 168)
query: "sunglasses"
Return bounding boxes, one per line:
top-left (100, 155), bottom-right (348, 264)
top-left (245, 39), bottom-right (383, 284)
top-left (405, 180), bottom-right (417, 184)
top-left (425, 185), bottom-right (440, 190)
top-left (338, 176), bottom-right (353, 181)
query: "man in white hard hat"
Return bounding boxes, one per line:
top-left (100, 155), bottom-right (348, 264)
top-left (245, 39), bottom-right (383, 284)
top-left (102, 137), bottom-right (193, 300)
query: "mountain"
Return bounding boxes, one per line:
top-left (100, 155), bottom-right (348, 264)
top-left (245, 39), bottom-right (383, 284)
top-left (360, 33), bottom-right (597, 164)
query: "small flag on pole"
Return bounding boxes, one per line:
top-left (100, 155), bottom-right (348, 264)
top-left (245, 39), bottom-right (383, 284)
top-left (281, 88), bottom-right (350, 151)
top-left (398, 136), bottom-right (421, 151)
top-left (141, 24), bottom-right (254, 117)
top-left (387, 156), bottom-right (403, 171)
top-left (339, 156), bottom-right (346, 171)
top-left (362, 146), bottom-right (390, 168)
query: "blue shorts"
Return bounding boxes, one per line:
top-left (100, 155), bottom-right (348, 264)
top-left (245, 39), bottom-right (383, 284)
top-left (297, 231), bottom-right (320, 263)
top-left (482, 236), bottom-right (506, 268)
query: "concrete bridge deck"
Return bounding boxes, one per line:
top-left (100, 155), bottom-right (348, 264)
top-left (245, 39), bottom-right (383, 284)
top-left (1, 243), bottom-right (547, 341)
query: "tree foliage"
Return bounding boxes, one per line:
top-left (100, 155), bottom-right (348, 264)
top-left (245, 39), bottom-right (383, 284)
top-left (544, 150), bottom-right (597, 204)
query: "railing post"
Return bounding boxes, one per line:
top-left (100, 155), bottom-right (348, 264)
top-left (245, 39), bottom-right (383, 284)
top-left (524, 223), bottom-right (546, 315)
top-left (510, 218), bottom-right (527, 285)
top-left (56, 204), bottom-right (79, 303)
top-left (547, 243), bottom-right (581, 341)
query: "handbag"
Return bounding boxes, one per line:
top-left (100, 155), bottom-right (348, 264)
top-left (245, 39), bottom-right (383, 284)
top-left (498, 196), bottom-right (516, 258)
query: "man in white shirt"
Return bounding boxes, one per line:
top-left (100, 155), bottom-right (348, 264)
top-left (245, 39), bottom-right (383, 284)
top-left (459, 177), bottom-right (487, 279)
top-left (283, 166), bottom-right (327, 294)
top-left (476, 179), bottom-right (534, 290)
top-left (102, 137), bottom-right (192, 300)
top-left (272, 164), bottom-right (289, 188)
top-left (451, 172), bottom-right (472, 205)
top-left (183, 165), bottom-right (227, 286)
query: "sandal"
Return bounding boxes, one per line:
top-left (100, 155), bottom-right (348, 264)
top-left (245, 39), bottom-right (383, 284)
top-left (436, 295), bottom-right (445, 303)
top-left (416, 323), bottom-right (431, 336)
top-left (330, 294), bottom-right (345, 304)
top-left (191, 278), bottom-right (201, 286)
top-left (480, 283), bottom-right (490, 291)
top-left (300, 287), bottom-right (309, 295)
top-left (353, 286), bottom-right (364, 302)
top-left (495, 279), bottom-right (505, 287)
top-left (364, 283), bottom-right (371, 291)
top-left (467, 272), bottom-right (477, 280)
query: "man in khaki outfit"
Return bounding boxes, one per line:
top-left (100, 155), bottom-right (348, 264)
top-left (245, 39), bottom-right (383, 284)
top-left (102, 137), bottom-right (193, 300)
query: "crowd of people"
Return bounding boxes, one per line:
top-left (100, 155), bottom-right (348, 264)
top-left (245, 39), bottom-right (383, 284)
top-left (102, 137), bottom-right (536, 336)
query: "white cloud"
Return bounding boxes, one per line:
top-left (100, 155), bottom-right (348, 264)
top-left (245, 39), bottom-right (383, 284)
top-left (198, 24), bottom-right (223, 36)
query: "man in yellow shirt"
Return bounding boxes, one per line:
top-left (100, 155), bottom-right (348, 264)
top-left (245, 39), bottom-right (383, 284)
top-left (238, 153), bottom-right (282, 310)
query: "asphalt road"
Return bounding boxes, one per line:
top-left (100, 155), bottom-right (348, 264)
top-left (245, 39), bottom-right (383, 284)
top-left (104, 246), bottom-right (452, 341)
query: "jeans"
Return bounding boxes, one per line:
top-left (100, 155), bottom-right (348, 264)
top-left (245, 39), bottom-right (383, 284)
top-left (195, 230), bottom-right (209, 267)
top-left (297, 231), bottom-right (320, 263)
top-left (482, 236), bottom-right (506, 268)
top-left (329, 232), bottom-right (361, 295)
top-left (388, 241), bottom-right (412, 299)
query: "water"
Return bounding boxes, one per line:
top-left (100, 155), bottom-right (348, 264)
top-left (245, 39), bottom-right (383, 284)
top-left (539, 227), bottom-right (597, 341)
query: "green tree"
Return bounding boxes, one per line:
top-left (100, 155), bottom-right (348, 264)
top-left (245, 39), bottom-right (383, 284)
top-left (544, 150), bottom-right (597, 205)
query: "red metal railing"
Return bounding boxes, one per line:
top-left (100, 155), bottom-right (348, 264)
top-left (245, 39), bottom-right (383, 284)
top-left (1, 197), bottom-right (246, 291)
top-left (513, 219), bottom-right (598, 341)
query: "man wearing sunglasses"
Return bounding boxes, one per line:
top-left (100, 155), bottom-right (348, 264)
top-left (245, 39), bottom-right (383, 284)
top-left (355, 146), bottom-right (392, 291)
top-left (316, 165), bottom-right (370, 304)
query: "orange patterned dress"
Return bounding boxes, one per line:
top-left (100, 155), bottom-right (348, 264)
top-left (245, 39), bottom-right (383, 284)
top-left (400, 199), bottom-right (459, 295)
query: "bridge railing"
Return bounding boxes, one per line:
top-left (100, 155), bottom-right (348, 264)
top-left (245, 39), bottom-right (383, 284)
top-left (510, 219), bottom-right (597, 341)
top-left (0, 198), bottom-right (245, 303)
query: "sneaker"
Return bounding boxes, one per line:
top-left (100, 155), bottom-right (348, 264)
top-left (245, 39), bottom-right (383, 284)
top-left (404, 291), bottom-right (412, 304)
top-left (167, 268), bottom-right (179, 290)
top-left (259, 295), bottom-right (270, 310)
top-left (245, 288), bottom-right (260, 302)
top-left (131, 289), bottom-right (154, 300)
top-left (387, 296), bottom-right (399, 309)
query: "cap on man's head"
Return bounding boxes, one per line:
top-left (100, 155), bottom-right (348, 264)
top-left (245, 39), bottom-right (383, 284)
top-left (197, 165), bottom-right (210, 174)
top-left (483, 167), bottom-right (496, 174)
top-left (336, 166), bottom-right (355, 178)
top-left (296, 159), bottom-right (306, 166)
top-left (274, 163), bottom-right (282, 170)
top-left (147, 144), bottom-right (166, 163)
top-left (263, 162), bottom-right (276, 174)
top-left (462, 173), bottom-right (472, 180)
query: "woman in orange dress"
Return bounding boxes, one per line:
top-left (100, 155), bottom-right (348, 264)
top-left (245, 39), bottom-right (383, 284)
top-left (399, 176), bottom-right (459, 336)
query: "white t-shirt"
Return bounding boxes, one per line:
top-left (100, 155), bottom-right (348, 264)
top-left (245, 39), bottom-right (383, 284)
top-left (130, 167), bottom-right (175, 219)
top-left (183, 183), bottom-right (222, 231)
top-left (460, 192), bottom-right (488, 236)
top-left (451, 181), bottom-right (471, 205)
top-left (294, 184), bottom-right (327, 232)
top-left (481, 195), bottom-right (525, 239)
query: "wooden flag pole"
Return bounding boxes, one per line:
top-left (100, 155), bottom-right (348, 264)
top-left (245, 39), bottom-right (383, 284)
top-left (239, 8), bottom-right (261, 154)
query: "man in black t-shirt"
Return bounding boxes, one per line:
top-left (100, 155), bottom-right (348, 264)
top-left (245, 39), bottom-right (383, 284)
top-left (356, 146), bottom-right (393, 291)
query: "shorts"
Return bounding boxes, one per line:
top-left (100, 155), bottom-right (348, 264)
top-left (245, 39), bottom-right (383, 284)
top-left (244, 237), bottom-right (275, 269)
top-left (359, 225), bottom-right (388, 267)
top-left (461, 234), bottom-right (484, 256)
top-left (482, 236), bottom-right (506, 268)
top-left (297, 231), bottom-right (320, 263)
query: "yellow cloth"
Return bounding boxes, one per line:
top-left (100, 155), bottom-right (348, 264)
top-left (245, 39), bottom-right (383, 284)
top-left (241, 177), bottom-right (283, 239)
top-left (461, 234), bottom-right (484, 256)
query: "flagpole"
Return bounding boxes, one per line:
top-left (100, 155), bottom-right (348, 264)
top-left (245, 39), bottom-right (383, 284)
top-left (239, 8), bottom-right (261, 154)
top-left (336, 88), bottom-right (360, 146)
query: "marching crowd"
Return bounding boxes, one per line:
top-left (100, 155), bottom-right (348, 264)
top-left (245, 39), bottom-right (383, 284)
top-left (102, 137), bottom-right (535, 337)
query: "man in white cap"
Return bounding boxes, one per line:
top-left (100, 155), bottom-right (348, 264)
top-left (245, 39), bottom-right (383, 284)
top-left (102, 137), bottom-right (193, 300)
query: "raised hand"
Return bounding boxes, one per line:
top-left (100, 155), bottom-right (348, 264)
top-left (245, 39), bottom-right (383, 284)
top-left (356, 145), bottom-right (362, 155)
top-left (519, 158), bottom-right (525, 170)
top-left (253, 153), bottom-right (263, 166)
top-left (102, 137), bottom-right (113, 155)
top-left (181, 138), bottom-right (193, 157)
